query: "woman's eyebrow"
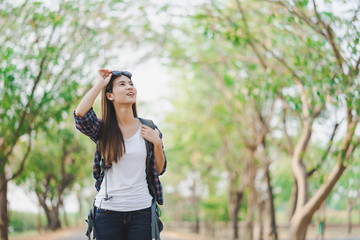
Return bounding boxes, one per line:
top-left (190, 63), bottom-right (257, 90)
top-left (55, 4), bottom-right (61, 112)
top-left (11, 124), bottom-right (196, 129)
top-left (117, 80), bottom-right (133, 84)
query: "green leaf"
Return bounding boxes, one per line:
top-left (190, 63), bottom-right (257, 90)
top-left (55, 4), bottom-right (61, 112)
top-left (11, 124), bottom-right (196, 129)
top-left (268, 14), bottom-right (275, 23)
top-left (224, 74), bottom-right (234, 86)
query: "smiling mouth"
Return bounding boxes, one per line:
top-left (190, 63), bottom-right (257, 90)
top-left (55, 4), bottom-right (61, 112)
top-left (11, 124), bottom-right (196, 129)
top-left (127, 92), bottom-right (135, 96)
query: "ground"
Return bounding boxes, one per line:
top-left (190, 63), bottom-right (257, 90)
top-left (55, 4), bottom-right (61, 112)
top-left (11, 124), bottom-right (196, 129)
top-left (9, 226), bottom-right (213, 240)
top-left (9, 225), bottom-right (360, 240)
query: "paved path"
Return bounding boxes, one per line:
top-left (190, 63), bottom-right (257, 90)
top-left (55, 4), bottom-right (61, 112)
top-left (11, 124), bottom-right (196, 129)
top-left (11, 227), bottom-right (360, 240)
top-left (55, 228), bottom-right (360, 240)
top-left (53, 227), bottom-right (211, 240)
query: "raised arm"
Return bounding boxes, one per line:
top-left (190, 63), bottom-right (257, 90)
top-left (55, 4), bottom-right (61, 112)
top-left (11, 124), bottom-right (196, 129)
top-left (75, 69), bottom-right (112, 117)
top-left (73, 69), bottom-right (112, 142)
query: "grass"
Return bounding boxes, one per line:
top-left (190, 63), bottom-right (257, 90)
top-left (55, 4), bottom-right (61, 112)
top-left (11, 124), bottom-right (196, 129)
top-left (8, 210), bottom-right (84, 235)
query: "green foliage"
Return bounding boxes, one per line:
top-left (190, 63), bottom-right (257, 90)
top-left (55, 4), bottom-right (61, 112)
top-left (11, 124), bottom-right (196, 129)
top-left (0, 1), bottom-right (156, 234)
top-left (156, 0), bottom-right (360, 229)
top-left (201, 196), bottom-right (229, 222)
top-left (2, 0), bottom-right (359, 234)
top-left (0, 0), bottom-right (154, 174)
top-left (8, 211), bottom-right (43, 233)
top-left (8, 210), bottom-right (82, 234)
top-left (16, 120), bottom-right (93, 202)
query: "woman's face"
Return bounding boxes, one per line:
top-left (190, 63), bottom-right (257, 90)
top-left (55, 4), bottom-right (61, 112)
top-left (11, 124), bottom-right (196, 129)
top-left (106, 75), bottom-right (137, 105)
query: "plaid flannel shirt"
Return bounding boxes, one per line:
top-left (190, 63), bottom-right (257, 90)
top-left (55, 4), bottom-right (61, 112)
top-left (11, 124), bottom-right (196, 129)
top-left (73, 107), bottom-right (166, 205)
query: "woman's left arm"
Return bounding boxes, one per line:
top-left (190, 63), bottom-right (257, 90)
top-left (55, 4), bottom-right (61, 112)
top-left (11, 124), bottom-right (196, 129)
top-left (141, 125), bottom-right (166, 175)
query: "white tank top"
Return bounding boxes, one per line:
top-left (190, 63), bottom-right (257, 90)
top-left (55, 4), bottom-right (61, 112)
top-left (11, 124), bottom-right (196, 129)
top-left (94, 125), bottom-right (153, 211)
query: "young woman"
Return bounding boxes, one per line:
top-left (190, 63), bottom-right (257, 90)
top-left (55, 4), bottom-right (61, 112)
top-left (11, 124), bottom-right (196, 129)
top-left (73, 69), bottom-right (166, 240)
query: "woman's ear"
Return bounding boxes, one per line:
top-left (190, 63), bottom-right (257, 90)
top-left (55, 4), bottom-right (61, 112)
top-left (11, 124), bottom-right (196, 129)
top-left (106, 92), bottom-right (114, 101)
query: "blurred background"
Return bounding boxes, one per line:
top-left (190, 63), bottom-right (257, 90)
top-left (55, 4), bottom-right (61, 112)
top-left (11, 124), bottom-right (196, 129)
top-left (1, 0), bottom-right (360, 240)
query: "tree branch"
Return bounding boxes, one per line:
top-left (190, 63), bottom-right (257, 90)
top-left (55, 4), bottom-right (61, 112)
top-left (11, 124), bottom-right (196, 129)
top-left (8, 128), bottom-right (33, 181)
top-left (257, 41), bottom-right (314, 120)
top-left (267, 0), bottom-right (344, 69)
top-left (277, 92), bottom-right (294, 154)
top-left (269, 134), bottom-right (290, 154)
top-left (311, 0), bottom-right (343, 67)
top-left (307, 122), bottom-right (339, 178)
top-left (6, 24), bottom-right (57, 158)
top-left (292, 119), bottom-right (313, 210)
top-left (355, 55), bottom-right (360, 75)
top-left (301, 116), bottom-right (359, 221)
top-left (344, 116), bottom-right (360, 160)
top-left (346, 137), bottom-right (360, 161)
top-left (266, 0), bottom-right (326, 38)
top-left (235, 0), bottom-right (268, 70)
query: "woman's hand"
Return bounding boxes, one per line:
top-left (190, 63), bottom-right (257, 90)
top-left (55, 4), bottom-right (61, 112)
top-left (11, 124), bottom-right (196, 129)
top-left (141, 125), bottom-right (161, 146)
top-left (97, 69), bottom-right (112, 88)
top-left (141, 124), bottom-right (166, 174)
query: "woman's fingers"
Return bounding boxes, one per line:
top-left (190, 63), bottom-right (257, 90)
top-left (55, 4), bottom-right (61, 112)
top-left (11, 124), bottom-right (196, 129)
top-left (141, 125), bottom-right (157, 133)
top-left (99, 69), bottom-right (112, 79)
top-left (98, 69), bottom-right (113, 87)
top-left (96, 69), bottom-right (112, 88)
top-left (104, 73), bottom-right (112, 82)
top-left (141, 125), bottom-right (149, 136)
top-left (141, 125), bottom-right (160, 142)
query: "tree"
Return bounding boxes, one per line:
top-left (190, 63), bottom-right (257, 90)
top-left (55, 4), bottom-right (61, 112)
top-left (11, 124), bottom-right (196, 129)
top-left (16, 125), bottom-right (92, 230)
top-left (161, 32), bottom-right (278, 239)
top-left (190, 0), bottom-right (360, 239)
top-left (146, 0), bottom-right (360, 239)
top-left (0, 0), bottom-right (155, 238)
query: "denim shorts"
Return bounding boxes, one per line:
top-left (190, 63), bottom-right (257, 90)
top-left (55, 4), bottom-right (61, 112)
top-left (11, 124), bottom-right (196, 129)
top-left (94, 206), bottom-right (151, 240)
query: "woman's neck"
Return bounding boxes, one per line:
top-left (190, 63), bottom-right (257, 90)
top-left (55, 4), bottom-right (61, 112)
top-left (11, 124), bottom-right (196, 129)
top-left (114, 105), bottom-right (137, 127)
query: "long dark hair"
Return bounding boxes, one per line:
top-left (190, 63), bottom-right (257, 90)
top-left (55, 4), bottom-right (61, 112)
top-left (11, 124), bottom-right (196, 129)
top-left (98, 74), bottom-right (138, 165)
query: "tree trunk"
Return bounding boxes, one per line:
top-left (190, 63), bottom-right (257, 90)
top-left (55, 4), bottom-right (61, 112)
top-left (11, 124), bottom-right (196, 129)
top-left (62, 205), bottom-right (69, 227)
top-left (246, 183), bottom-right (255, 240)
top-left (47, 208), bottom-right (61, 230)
top-left (37, 206), bottom-right (41, 232)
top-left (288, 122), bottom-right (312, 240)
top-left (76, 189), bottom-right (83, 223)
top-left (228, 168), bottom-right (243, 240)
top-left (289, 216), bottom-right (312, 240)
top-left (347, 198), bottom-right (354, 235)
top-left (0, 173), bottom-right (8, 240)
top-left (194, 214), bottom-right (200, 234)
top-left (191, 176), bottom-right (200, 234)
top-left (292, 125), bottom-right (312, 212)
top-left (288, 180), bottom-right (297, 220)
top-left (289, 110), bottom-right (357, 240)
top-left (257, 200), bottom-right (265, 240)
top-left (265, 166), bottom-right (278, 240)
top-left (230, 191), bottom-right (243, 240)
top-left (289, 162), bottom-right (346, 240)
top-left (246, 151), bottom-right (256, 240)
top-left (39, 198), bottom-right (61, 231)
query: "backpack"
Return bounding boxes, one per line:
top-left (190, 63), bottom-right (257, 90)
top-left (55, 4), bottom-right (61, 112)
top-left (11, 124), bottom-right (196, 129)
top-left (139, 118), bottom-right (163, 239)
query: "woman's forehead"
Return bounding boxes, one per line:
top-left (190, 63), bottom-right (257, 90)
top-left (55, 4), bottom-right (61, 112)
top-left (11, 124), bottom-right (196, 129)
top-left (115, 75), bottom-right (132, 83)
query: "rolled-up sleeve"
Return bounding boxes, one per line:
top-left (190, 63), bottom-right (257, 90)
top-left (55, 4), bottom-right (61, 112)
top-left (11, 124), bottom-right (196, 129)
top-left (73, 107), bottom-right (101, 143)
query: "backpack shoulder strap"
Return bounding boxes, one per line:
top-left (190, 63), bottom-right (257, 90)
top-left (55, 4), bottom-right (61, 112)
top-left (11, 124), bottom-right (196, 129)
top-left (139, 118), bottom-right (157, 199)
top-left (139, 118), bottom-right (156, 130)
